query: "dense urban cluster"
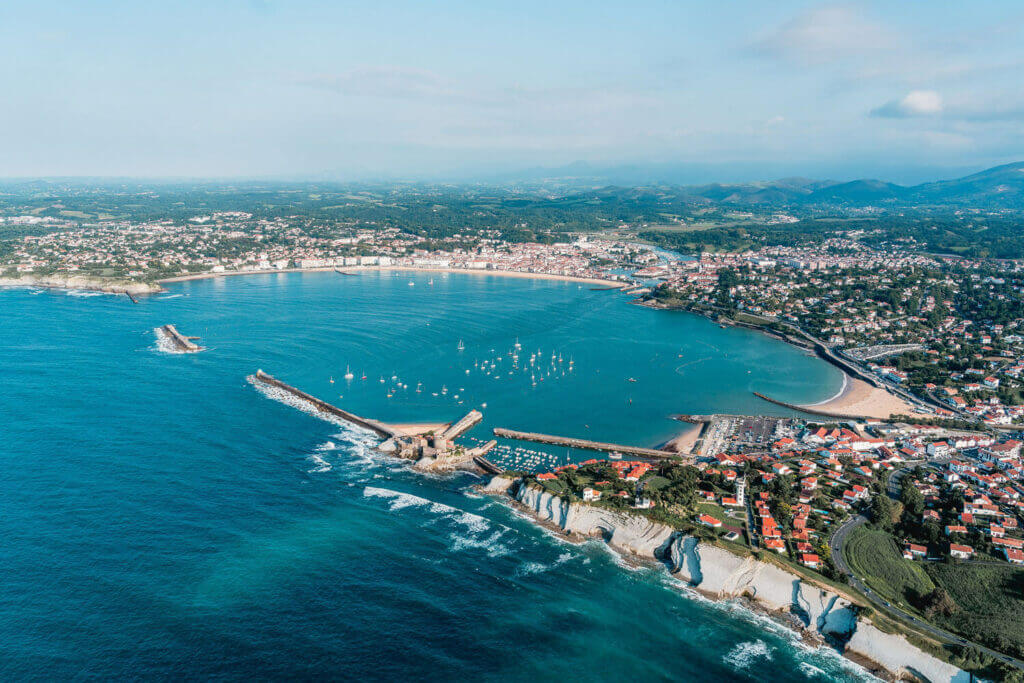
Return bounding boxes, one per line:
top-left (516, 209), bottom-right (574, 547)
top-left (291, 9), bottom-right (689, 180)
top-left (0, 212), bottom-right (655, 283)
top-left (523, 409), bottom-right (1024, 661)
top-left (647, 240), bottom-right (1024, 425)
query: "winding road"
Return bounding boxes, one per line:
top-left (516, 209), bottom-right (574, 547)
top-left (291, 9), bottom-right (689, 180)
top-left (828, 468), bottom-right (1024, 671)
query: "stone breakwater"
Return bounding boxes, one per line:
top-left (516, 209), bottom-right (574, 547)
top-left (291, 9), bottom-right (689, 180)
top-left (508, 481), bottom-right (965, 683)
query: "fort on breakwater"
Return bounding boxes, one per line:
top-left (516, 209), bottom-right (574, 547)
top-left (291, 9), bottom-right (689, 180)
top-left (249, 370), bottom-right (493, 470)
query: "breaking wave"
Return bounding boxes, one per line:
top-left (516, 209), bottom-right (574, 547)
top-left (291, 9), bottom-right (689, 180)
top-left (153, 327), bottom-right (179, 354)
top-left (516, 551), bottom-right (574, 577)
top-left (723, 639), bottom-right (772, 669)
top-left (307, 453), bottom-right (331, 473)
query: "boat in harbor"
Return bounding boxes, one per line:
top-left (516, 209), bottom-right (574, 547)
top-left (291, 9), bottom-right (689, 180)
top-left (457, 339), bottom-right (465, 351)
top-left (343, 366), bottom-right (354, 380)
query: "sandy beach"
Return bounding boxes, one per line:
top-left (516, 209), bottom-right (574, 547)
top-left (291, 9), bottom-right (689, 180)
top-left (157, 265), bottom-right (624, 288)
top-left (800, 375), bottom-right (923, 419)
top-left (664, 422), bottom-right (703, 454)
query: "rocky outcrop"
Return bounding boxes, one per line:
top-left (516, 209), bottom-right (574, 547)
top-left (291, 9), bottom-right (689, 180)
top-left (482, 476), bottom-right (515, 494)
top-left (514, 483), bottom-right (675, 559)
top-left (502, 479), bottom-right (965, 681)
top-left (0, 275), bottom-right (161, 294)
top-left (670, 536), bottom-right (965, 682)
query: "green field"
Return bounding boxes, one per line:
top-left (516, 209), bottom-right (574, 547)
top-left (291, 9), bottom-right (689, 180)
top-left (924, 562), bottom-right (1024, 658)
top-left (845, 526), bottom-right (935, 607)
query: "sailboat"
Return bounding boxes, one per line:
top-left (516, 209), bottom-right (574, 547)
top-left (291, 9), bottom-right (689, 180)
top-left (457, 339), bottom-right (465, 351)
top-left (343, 366), bottom-right (354, 380)
top-left (329, 376), bottom-right (335, 384)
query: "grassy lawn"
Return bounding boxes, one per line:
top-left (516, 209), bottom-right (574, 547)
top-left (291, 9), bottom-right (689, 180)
top-left (697, 502), bottom-right (727, 522)
top-left (924, 562), bottom-right (1024, 658)
top-left (539, 478), bottom-right (567, 494)
top-left (642, 475), bottom-right (671, 492)
top-left (845, 526), bottom-right (934, 608)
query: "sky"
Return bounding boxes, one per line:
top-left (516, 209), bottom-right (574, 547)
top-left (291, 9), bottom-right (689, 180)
top-left (1, 0), bottom-right (1023, 183)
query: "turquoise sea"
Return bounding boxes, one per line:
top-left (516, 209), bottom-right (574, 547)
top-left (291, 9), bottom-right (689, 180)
top-left (0, 271), bottom-right (872, 680)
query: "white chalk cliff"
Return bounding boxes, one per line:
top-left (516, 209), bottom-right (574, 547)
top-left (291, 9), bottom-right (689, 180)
top-left (512, 482), bottom-right (967, 683)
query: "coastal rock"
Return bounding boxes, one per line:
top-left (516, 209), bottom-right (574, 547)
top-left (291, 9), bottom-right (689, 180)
top-left (0, 275), bottom-right (161, 294)
top-left (847, 622), bottom-right (967, 683)
top-left (668, 537), bottom-right (966, 682)
top-left (511, 487), bottom-right (965, 682)
top-left (514, 484), bottom-right (674, 558)
top-left (482, 476), bottom-right (515, 493)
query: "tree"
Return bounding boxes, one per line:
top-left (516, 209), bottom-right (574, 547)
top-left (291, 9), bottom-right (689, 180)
top-left (871, 495), bottom-right (895, 530)
top-left (900, 482), bottom-right (925, 518)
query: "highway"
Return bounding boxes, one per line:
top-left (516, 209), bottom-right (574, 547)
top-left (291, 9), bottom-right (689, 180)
top-left (828, 469), bottom-right (1024, 671)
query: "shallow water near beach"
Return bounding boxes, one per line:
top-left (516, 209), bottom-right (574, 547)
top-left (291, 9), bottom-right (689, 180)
top-left (0, 272), bottom-right (870, 680)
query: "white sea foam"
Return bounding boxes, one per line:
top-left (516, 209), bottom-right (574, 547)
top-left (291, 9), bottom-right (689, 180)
top-left (723, 640), bottom-right (772, 669)
top-left (450, 529), bottom-right (510, 557)
top-left (363, 486), bottom-right (434, 510)
top-left (153, 327), bottom-right (179, 354)
top-left (307, 452), bottom-right (331, 473)
top-left (249, 379), bottom-right (380, 450)
top-left (66, 289), bottom-right (106, 297)
top-left (798, 662), bottom-right (826, 678)
top-left (160, 293), bottom-right (183, 299)
top-left (516, 551), bottom-right (574, 576)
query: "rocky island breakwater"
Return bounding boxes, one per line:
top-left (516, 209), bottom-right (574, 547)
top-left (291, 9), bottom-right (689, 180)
top-left (487, 477), bottom-right (965, 683)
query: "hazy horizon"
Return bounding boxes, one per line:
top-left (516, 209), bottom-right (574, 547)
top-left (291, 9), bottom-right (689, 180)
top-left (3, 1), bottom-right (1024, 181)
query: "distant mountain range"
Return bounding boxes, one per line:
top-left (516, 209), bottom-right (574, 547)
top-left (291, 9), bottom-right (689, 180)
top-left (696, 162), bottom-right (1024, 208)
top-left (506, 161), bottom-right (1024, 210)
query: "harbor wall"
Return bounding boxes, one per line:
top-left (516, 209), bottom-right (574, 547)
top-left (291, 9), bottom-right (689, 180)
top-left (160, 324), bottom-right (201, 353)
top-left (494, 428), bottom-right (679, 460)
top-left (250, 370), bottom-right (399, 439)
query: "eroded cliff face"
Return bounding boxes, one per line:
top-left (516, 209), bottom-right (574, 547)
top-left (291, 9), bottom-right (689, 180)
top-left (514, 483), bottom-right (674, 558)
top-left (506, 480), bottom-right (965, 682)
top-left (669, 536), bottom-right (965, 683)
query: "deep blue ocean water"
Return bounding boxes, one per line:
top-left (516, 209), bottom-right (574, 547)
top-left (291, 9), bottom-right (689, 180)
top-left (0, 272), bottom-right (872, 680)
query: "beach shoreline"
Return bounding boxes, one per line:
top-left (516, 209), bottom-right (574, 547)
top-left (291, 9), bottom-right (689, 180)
top-left (797, 375), bottom-right (923, 420)
top-left (637, 297), bottom-right (928, 417)
top-left (157, 265), bottom-right (624, 288)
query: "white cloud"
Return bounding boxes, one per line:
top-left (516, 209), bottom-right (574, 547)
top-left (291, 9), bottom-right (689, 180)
top-left (871, 90), bottom-right (943, 118)
top-left (751, 4), bottom-right (894, 64)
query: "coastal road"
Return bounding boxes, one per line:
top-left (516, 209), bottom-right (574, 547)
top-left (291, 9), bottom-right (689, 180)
top-left (829, 510), bottom-right (1024, 671)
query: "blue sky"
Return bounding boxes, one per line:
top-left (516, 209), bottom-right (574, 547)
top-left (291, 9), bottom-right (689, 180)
top-left (1, 1), bottom-right (1023, 182)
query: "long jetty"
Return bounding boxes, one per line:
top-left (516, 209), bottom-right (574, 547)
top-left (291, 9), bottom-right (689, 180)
top-left (250, 370), bottom-right (402, 439)
top-left (441, 410), bottom-right (483, 441)
top-left (492, 428), bottom-right (679, 460)
top-left (160, 324), bottom-right (202, 352)
top-left (752, 391), bottom-right (870, 421)
top-left (474, 455), bottom-right (503, 474)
